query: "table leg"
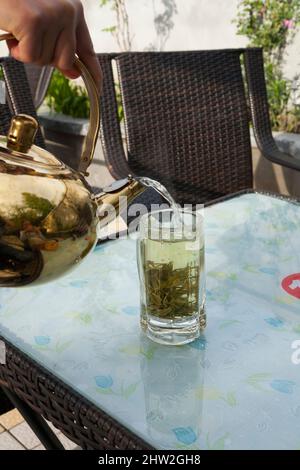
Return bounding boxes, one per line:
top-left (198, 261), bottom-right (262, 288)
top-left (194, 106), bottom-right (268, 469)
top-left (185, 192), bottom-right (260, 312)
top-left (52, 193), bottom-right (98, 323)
top-left (1, 385), bottom-right (65, 450)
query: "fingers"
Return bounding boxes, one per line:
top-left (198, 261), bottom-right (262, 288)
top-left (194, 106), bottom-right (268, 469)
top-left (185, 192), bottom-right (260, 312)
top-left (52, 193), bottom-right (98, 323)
top-left (8, 22), bottom-right (77, 73)
top-left (57, 68), bottom-right (80, 80)
top-left (6, 4), bottom-right (43, 63)
top-left (4, 0), bottom-right (102, 92)
top-left (6, 37), bottom-right (20, 59)
top-left (52, 27), bottom-right (78, 76)
top-left (38, 26), bottom-right (62, 66)
top-left (8, 31), bottom-right (42, 63)
top-left (76, 11), bottom-right (103, 92)
top-left (5, 0), bottom-right (78, 68)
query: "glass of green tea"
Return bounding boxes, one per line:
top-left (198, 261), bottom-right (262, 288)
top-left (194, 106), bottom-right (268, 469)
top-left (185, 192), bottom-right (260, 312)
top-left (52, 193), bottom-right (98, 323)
top-left (137, 208), bottom-right (205, 345)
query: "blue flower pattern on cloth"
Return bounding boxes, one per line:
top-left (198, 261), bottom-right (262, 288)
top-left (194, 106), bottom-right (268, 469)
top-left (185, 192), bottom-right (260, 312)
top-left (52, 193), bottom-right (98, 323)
top-left (34, 336), bottom-right (51, 346)
top-left (189, 336), bottom-right (207, 350)
top-left (264, 317), bottom-right (285, 328)
top-left (270, 380), bottom-right (296, 394)
top-left (0, 194), bottom-right (300, 450)
top-left (259, 267), bottom-right (278, 276)
top-left (173, 427), bottom-right (197, 445)
top-left (122, 306), bottom-right (139, 316)
top-left (95, 375), bottom-right (113, 389)
top-left (70, 280), bottom-right (88, 288)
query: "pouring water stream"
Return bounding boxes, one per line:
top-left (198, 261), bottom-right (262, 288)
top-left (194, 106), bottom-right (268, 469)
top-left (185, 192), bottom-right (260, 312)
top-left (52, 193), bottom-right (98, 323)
top-left (136, 177), bottom-right (182, 226)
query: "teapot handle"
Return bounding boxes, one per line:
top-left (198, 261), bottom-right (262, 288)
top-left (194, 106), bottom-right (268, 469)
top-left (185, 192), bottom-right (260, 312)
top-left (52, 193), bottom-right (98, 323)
top-left (0, 32), bottom-right (100, 174)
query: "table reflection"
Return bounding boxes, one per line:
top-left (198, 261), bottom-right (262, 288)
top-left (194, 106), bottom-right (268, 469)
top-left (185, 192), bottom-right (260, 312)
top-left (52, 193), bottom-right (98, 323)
top-left (140, 334), bottom-right (205, 448)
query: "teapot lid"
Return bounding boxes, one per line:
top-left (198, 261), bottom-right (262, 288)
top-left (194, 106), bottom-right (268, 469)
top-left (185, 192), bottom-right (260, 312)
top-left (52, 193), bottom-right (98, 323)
top-left (0, 114), bottom-right (71, 176)
top-left (7, 114), bottom-right (39, 153)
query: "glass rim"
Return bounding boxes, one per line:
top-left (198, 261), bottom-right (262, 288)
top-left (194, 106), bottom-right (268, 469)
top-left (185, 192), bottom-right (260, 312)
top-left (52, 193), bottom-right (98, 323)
top-left (138, 207), bottom-right (203, 238)
top-left (139, 207), bottom-right (203, 222)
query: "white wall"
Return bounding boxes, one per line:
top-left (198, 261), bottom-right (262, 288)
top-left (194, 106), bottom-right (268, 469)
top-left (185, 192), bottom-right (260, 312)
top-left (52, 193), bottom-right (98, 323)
top-left (0, 0), bottom-right (299, 78)
top-left (83, 0), bottom-right (246, 51)
top-left (83, 0), bottom-right (299, 79)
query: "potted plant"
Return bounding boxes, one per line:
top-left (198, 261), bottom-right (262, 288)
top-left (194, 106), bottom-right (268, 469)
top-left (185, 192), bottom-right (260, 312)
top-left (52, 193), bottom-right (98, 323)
top-left (38, 70), bottom-right (90, 170)
top-left (235, 0), bottom-right (300, 197)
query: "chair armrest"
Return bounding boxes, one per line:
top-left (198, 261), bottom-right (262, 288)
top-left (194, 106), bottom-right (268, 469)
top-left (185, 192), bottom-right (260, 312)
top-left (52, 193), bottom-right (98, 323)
top-left (257, 135), bottom-right (300, 172)
top-left (244, 48), bottom-right (300, 173)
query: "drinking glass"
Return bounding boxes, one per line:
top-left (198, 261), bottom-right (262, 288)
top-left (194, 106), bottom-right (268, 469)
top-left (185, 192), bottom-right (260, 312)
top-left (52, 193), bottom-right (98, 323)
top-left (137, 208), bottom-right (205, 345)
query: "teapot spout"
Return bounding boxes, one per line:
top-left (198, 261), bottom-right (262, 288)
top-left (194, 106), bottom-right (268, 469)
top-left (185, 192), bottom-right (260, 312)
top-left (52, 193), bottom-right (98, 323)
top-left (94, 175), bottom-right (146, 229)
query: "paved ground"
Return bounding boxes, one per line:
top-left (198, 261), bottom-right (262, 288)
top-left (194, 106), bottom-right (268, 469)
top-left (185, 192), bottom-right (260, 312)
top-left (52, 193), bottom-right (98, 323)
top-left (0, 409), bottom-right (79, 450)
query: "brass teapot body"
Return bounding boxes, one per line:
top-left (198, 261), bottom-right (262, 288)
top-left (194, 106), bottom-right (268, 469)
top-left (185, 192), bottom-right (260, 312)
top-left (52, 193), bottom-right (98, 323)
top-left (0, 34), bottom-right (145, 287)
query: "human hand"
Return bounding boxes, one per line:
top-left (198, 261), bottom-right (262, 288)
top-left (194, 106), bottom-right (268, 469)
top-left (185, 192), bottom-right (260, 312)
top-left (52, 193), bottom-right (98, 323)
top-left (0, 0), bottom-right (102, 89)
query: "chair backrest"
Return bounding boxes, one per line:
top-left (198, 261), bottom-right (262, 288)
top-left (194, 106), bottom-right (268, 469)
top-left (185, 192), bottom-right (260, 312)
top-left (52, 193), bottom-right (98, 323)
top-left (0, 56), bottom-right (45, 147)
top-left (98, 49), bottom-right (265, 205)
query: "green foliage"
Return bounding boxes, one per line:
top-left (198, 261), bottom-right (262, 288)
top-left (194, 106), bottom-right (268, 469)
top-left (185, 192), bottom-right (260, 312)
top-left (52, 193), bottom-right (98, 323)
top-left (9, 193), bottom-right (54, 229)
top-left (235, 0), bottom-right (300, 132)
top-left (99, 0), bottom-right (117, 35)
top-left (22, 193), bottom-right (54, 218)
top-left (115, 82), bottom-right (124, 122)
top-left (236, 0), bottom-right (300, 63)
top-left (99, 0), bottom-right (131, 122)
top-left (102, 26), bottom-right (117, 33)
top-left (265, 61), bottom-right (291, 129)
top-left (45, 70), bottom-right (90, 119)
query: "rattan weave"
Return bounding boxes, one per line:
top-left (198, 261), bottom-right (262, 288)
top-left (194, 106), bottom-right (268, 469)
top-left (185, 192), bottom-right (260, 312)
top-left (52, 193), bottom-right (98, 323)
top-left (98, 48), bottom-right (300, 205)
top-left (0, 57), bottom-right (45, 147)
top-left (0, 337), bottom-right (152, 450)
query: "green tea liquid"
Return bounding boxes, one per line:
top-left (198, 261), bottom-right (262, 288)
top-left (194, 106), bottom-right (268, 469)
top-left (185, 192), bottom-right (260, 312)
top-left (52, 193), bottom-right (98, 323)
top-left (140, 236), bottom-right (205, 329)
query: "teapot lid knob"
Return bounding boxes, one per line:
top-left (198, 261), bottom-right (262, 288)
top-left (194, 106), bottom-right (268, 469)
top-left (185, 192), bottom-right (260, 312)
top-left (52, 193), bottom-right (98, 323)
top-left (7, 114), bottom-right (38, 153)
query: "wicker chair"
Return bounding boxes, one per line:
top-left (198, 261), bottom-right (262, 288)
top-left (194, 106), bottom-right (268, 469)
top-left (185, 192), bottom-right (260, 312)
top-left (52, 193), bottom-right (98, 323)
top-left (0, 56), bottom-right (45, 147)
top-left (98, 48), bottom-right (300, 205)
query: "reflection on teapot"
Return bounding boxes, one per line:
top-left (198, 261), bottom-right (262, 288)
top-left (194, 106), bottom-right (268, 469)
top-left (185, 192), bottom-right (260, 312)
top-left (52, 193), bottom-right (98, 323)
top-left (0, 33), bottom-right (146, 287)
top-left (140, 335), bottom-right (205, 449)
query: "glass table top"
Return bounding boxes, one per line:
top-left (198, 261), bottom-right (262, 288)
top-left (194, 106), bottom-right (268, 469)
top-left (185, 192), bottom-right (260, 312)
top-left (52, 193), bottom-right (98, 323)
top-left (1, 192), bottom-right (300, 450)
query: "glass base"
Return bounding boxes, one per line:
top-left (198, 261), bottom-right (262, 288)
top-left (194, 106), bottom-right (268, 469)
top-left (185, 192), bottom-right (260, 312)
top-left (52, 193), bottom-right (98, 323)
top-left (142, 308), bottom-right (206, 346)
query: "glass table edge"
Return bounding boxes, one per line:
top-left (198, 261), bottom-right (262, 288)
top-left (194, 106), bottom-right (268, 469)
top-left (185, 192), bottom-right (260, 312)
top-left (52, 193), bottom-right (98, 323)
top-left (1, 188), bottom-right (299, 449)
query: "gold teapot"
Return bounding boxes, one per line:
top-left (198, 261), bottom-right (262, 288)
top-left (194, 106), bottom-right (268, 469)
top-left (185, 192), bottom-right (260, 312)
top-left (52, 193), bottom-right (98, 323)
top-left (0, 33), bottom-right (145, 287)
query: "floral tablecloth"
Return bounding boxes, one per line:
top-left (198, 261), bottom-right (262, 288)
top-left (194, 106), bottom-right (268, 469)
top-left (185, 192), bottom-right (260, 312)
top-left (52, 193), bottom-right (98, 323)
top-left (1, 192), bottom-right (300, 450)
